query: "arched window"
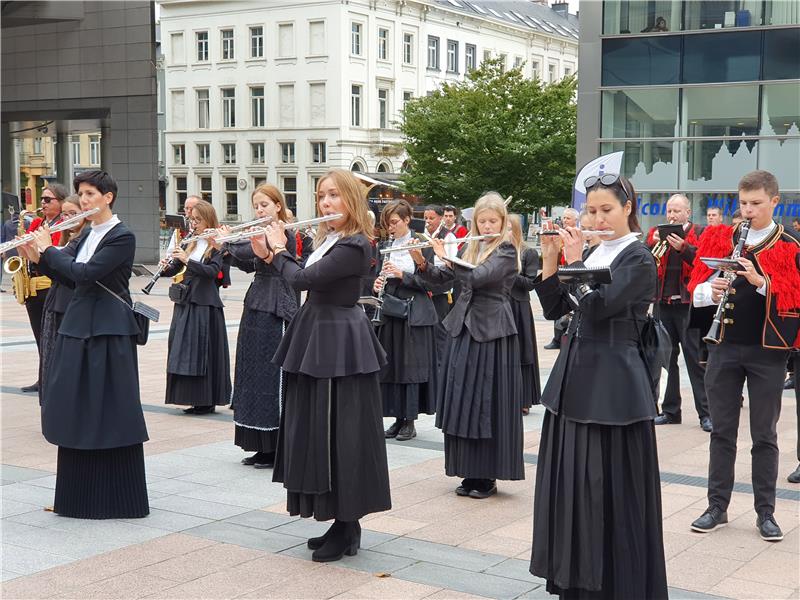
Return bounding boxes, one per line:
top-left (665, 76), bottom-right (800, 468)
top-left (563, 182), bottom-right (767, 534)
top-left (377, 161), bottom-right (391, 173)
top-left (350, 161), bottom-right (363, 172)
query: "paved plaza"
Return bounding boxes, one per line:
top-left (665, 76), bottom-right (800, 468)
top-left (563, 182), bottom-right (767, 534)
top-left (1, 269), bottom-right (798, 599)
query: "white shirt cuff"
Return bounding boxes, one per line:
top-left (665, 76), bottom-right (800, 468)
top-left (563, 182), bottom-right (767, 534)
top-left (693, 281), bottom-right (718, 308)
top-left (756, 282), bottom-right (767, 296)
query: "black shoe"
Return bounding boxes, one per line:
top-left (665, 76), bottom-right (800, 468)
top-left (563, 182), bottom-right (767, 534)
top-left (20, 382), bottom-right (39, 393)
top-left (756, 514), bottom-right (783, 541)
top-left (193, 406), bottom-right (216, 415)
top-left (182, 407), bottom-right (196, 414)
top-left (655, 413), bottom-right (681, 425)
top-left (253, 452), bottom-right (275, 469)
top-left (691, 506), bottom-right (728, 533)
top-left (700, 417), bottom-right (713, 433)
top-left (241, 453), bottom-right (259, 465)
top-left (788, 464), bottom-right (800, 484)
top-left (308, 521), bottom-right (361, 550)
top-left (311, 521), bottom-right (360, 562)
top-left (783, 377), bottom-right (795, 390)
top-left (455, 478), bottom-right (477, 497)
top-left (469, 479), bottom-right (497, 499)
top-left (543, 340), bottom-right (560, 350)
top-left (384, 419), bottom-right (403, 439)
top-left (395, 421), bottom-right (416, 441)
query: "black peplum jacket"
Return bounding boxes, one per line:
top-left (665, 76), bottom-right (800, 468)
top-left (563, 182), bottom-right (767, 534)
top-left (376, 239), bottom-right (438, 327)
top-left (534, 241), bottom-right (658, 425)
top-left (39, 224), bottom-right (139, 339)
top-left (509, 247), bottom-right (539, 302)
top-left (163, 247), bottom-right (225, 307)
top-left (420, 242), bottom-right (519, 342)
top-left (271, 234), bottom-right (386, 378)
top-left (225, 235), bottom-right (298, 322)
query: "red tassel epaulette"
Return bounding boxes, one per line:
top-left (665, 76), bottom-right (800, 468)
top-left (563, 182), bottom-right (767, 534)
top-left (687, 224), bottom-right (734, 294)
top-left (759, 239), bottom-right (800, 314)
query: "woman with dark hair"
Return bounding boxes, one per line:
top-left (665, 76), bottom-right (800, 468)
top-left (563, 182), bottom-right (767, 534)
top-left (37, 196), bottom-right (88, 406)
top-left (22, 170), bottom-right (149, 519)
top-left (529, 174), bottom-right (667, 599)
top-left (163, 199), bottom-right (231, 415)
top-left (374, 199), bottom-right (438, 442)
top-left (253, 169), bottom-right (391, 563)
top-left (214, 184), bottom-right (298, 468)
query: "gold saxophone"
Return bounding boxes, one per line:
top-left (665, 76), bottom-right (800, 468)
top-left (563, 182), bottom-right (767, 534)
top-left (3, 210), bottom-right (53, 304)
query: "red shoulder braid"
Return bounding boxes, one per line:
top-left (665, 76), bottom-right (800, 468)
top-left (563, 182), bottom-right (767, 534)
top-left (646, 225), bottom-right (657, 247)
top-left (758, 238), bottom-right (800, 314)
top-left (687, 224), bottom-right (733, 294)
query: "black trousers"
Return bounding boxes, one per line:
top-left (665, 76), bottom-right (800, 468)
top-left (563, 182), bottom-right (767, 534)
top-left (657, 302), bottom-right (709, 420)
top-left (25, 289), bottom-right (48, 353)
top-left (705, 343), bottom-right (787, 515)
top-left (794, 354), bottom-right (800, 462)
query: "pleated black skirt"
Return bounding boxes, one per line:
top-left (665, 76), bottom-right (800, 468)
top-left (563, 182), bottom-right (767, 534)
top-left (439, 332), bottom-right (524, 481)
top-left (234, 425), bottom-right (278, 454)
top-left (273, 372), bottom-right (392, 522)
top-left (166, 306), bottom-right (231, 407)
top-left (511, 298), bottom-right (541, 408)
top-left (530, 411), bottom-right (668, 599)
top-left (38, 309), bottom-right (63, 406)
top-left (54, 444), bottom-right (149, 519)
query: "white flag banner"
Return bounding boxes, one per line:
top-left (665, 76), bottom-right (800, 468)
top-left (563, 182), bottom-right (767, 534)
top-left (572, 151), bottom-right (625, 212)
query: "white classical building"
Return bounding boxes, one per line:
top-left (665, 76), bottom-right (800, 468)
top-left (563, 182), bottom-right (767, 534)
top-left (160, 0), bottom-right (579, 220)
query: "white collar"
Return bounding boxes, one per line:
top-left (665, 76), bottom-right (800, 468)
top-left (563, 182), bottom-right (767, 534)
top-left (306, 232), bottom-right (341, 268)
top-left (90, 214), bottom-right (120, 234)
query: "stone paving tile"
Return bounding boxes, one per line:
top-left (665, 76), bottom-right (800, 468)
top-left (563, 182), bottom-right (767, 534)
top-left (666, 550), bottom-right (746, 593)
top-left (119, 508), bottom-right (213, 532)
top-left (424, 590), bottom-right (486, 600)
top-left (687, 523), bottom-right (774, 562)
top-left (457, 533), bottom-right (532, 558)
top-left (393, 561), bottom-right (537, 599)
top-left (709, 577), bottom-right (797, 600)
top-left (48, 570), bottom-right (179, 599)
top-left (280, 544), bottom-right (417, 575)
top-left (729, 544), bottom-right (800, 589)
top-left (1, 520), bottom-right (126, 560)
top-left (362, 514), bottom-right (429, 536)
top-left (331, 576), bottom-right (442, 599)
top-left (135, 541), bottom-right (265, 584)
top-left (0, 464), bottom-right (52, 483)
top-left (1, 498), bottom-right (41, 518)
top-left (1, 482), bottom-right (55, 507)
top-left (174, 484), bottom-right (275, 509)
top-left (482, 558), bottom-right (544, 584)
top-left (224, 509), bottom-right (296, 531)
top-left (22, 474), bottom-right (57, 490)
top-left (236, 563), bottom-right (373, 599)
top-left (371, 537), bottom-right (506, 572)
top-left (148, 495), bottom-right (252, 520)
top-left (146, 477), bottom-right (211, 495)
top-left (1, 543), bottom-right (73, 577)
top-left (185, 521), bottom-right (306, 554)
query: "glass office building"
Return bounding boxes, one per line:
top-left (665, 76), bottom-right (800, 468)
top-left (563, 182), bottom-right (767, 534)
top-left (577, 1), bottom-right (800, 229)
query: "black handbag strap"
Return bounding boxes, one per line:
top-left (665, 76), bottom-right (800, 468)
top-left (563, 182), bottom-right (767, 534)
top-left (96, 281), bottom-right (132, 309)
top-left (96, 281), bottom-right (160, 322)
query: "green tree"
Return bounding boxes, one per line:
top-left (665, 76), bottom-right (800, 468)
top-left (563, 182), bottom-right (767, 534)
top-left (399, 59), bottom-right (577, 213)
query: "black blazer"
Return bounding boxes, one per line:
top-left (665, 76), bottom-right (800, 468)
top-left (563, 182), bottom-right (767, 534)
top-left (420, 241), bottom-right (519, 342)
top-left (163, 247), bottom-right (225, 307)
top-left (510, 247), bottom-right (539, 302)
top-left (38, 223), bottom-right (139, 338)
top-left (535, 241), bottom-right (657, 425)
top-left (377, 235), bottom-right (438, 327)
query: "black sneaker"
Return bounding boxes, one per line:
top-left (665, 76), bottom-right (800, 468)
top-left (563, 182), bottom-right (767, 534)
top-left (469, 479), bottom-right (497, 499)
top-left (543, 340), bottom-right (560, 350)
top-left (395, 422), bottom-right (417, 441)
top-left (756, 514), bottom-right (783, 541)
top-left (455, 478), bottom-right (477, 497)
top-left (655, 413), bottom-right (682, 425)
top-left (783, 377), bottom-right (795, 390)
top-left (788, 463), bottom-right (800, 484)
top-left (700, 417), bottom-right (713, 433)
top-left (691, 506), bottom-right (728, 533)
top-left (384, 419), bottom-right (403, 439)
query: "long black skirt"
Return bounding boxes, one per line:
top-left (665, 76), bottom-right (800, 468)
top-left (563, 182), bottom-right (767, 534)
top-left (273, 372), bottom-right (391, 522)
top-left (511, 298), bottom-right (541, 408)
top-left (38, 309), bottom-right (63, 406)
top-left (378, 315), bottom-right (437, 420)
top-left (439, 332), bottom-right (524, 481)
top-left (166, 305), bottom-right (231, 407)
top-left (54, 444), bottom-right (149, 519)
top-left (232, 309), bottom-right (285, 450)
top-left (530, 411), bottom-right (668, 599)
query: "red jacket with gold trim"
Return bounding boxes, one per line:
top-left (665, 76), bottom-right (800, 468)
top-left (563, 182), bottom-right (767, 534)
top-left (646, 223), bottom-right (702, 304)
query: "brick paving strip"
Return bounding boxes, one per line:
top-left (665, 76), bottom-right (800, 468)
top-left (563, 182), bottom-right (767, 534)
top-left (2, 274), bottom-right (798, 599)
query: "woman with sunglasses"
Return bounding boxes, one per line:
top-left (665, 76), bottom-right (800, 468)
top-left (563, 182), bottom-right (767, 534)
top-left (529, 174), bottom-right (667, 599)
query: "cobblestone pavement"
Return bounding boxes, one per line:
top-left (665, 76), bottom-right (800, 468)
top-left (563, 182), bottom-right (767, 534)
top-left (1, 270), bottom-right (798, 599)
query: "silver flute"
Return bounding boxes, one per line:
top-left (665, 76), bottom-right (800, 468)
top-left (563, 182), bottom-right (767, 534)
top-left (379, 233), bottom-right (501, 255)
top-left (0, 207), bottom-right (100, 254)
top-left (213, 214), bottom-right (343, 244)
top-left (539, 229), bottom-right (619, 238)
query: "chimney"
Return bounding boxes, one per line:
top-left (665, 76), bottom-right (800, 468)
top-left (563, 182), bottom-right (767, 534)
top-left (551, 2), bottom-right (569, 17)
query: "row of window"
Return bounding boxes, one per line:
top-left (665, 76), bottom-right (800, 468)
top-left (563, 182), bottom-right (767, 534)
top-left (172, 141), bottom-right (327, 167)
top-left (602, 28), bottom-right (800, 86)
top-left (71, 136), bottom-right (101, 166)
top-left (174, 174), bottom-right (299, 215)
top-left (603, 0), bottom-right (800, 36)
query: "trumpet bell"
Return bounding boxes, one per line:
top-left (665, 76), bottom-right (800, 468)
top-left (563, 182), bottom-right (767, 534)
top-left (3, 255), bottom-right (23, 275)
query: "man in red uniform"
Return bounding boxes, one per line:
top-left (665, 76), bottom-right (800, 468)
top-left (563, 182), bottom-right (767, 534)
top-left (443, 205), bottom-right (468, 239)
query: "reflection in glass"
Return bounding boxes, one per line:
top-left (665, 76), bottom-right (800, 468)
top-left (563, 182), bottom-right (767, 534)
top-left (683, 85), bottom-right (759, 137)
top-left (680, 139), bottom-right (758, 191)
top-left (684, 1), bottom-right (763, 30)
top-left (602, 36), bottom-right (681, 86)
top-left (601, 89), bottom-right (679, 138)
top-left (764, 0), bottom-right (800, 25)
top-left (682, 31), bottom-right (760, 83)
top-left (760, 84), bottom-right (800, 191)
top-left (602, 0), bottom-right (682, 34)
top-left (763, 28), bottom-right (800, 80)
top-left (601, 140), bottom-right (679, 191)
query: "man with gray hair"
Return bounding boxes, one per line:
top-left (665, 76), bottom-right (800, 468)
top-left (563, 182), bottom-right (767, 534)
top-left (561, 207), bottom-right (579, 228)
top-left (646, 193), bottom-right (711, 432)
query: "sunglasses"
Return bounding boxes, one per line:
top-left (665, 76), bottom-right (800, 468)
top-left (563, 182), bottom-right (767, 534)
top-left (584, 173), bottom-right (629, 202)
top-left (41, 196), bottom-right (58, 203)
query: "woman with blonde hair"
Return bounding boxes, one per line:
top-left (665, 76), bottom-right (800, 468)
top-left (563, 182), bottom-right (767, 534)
top-left (507, 215), bottom-right (541, 413)
top-left (215, 185), bottom-right (298, 468)
top-left (412, 192), bottom-right (524, 499)
top-left (163, 199), bottom-right (231, 414)
top-left (252, 169), bottom-right (391, 562)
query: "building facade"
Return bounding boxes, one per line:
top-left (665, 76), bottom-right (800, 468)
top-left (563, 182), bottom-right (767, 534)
top-left (160, 0), bottom-right (579, 220)
top-left (577, 1), bottom-right (800, 229)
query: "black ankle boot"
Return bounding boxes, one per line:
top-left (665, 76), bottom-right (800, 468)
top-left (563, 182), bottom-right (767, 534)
top-left (307, 520), bottom-right (362, 550)
top-left (311, 520), bottom-right (360, 562)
